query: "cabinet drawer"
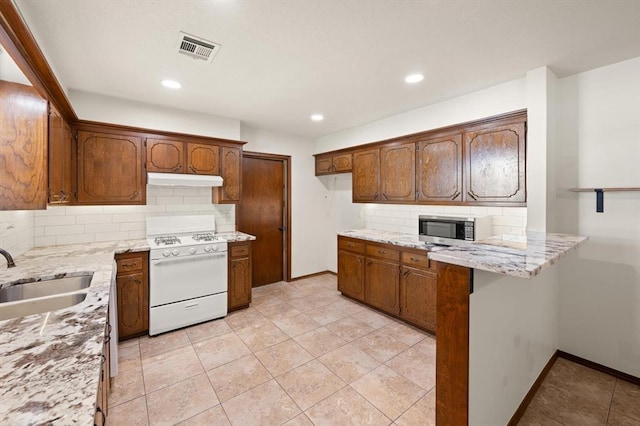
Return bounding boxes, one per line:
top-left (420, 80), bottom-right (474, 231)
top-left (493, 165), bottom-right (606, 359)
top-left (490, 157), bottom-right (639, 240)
top-left (366, 244), bottom-right (399, 262)
top-left (338, 238), bottom-right (364, 254)
top-left (116, 256), bottom-right (144, 274)
top-left (230, 244), bottom-right (250, 258)
top-left (401, 252), bottom-right (431, 270)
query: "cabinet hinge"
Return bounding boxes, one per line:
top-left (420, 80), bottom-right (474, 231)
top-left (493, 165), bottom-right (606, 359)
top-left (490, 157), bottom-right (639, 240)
top-left (74, 131), bottom-right (78, 142)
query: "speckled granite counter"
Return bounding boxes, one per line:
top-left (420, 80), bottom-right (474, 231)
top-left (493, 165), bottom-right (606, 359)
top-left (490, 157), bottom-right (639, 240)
top-left (0, 239), bottom-right (149, 425)
top-left (218, 231), bottom-right (256, 242)
top-left (338, 229), bottom-right (587, 279)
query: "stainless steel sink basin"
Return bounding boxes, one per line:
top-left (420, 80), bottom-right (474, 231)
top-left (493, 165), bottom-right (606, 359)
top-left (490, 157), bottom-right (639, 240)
top-left (0, 274), bottom-right (92, 303)
top-left (0, 292), bottom-right (88, 321)
top-left (0, 274), bottom-right (93, 321)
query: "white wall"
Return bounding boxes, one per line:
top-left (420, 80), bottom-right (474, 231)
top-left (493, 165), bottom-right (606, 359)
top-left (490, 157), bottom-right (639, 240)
top-left (240, 125), bottom-right (332, 278)
top-left (0, 48), bottom-right (31, 85)
top-left (0, 211), bottom-right (34, 259)
top-left (556, 57), bottom-right (640, 377)
top-left (69, 90), bottom-right (241, 140)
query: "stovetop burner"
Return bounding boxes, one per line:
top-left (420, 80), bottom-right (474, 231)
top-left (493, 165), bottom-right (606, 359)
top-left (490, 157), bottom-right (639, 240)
top-left (154, 236), bottom-right (181, 246)
top-left (192, 233), bottom-right (218, 242)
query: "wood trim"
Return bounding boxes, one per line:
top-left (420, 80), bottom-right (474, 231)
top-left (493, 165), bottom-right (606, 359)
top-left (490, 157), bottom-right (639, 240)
top-left (290, 270), bottom-right (336, 281)
top-left (0, 1), bottom-right (77, 122)
top-left (435, 261), bottom-right (470, 426)
top-left (314, 109), bottom-right (527, 157)
top-left (242, 151), bottom-right (292, 282)
top-left (507, 351), bottom-right (559, 426)
top-left (557, 350), bottom-right (640, 386)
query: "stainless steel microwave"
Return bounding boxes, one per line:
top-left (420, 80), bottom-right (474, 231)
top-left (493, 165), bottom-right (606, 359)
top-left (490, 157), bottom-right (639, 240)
top-left (418, 215), bottom-right (492, 245)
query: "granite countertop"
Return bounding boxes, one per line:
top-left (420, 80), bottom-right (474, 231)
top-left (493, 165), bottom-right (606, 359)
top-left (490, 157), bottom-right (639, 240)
top-left (0, 239), bottom-right (149, 425)
top-left (338, 229), bottom-right (587, 279)
top-left (218, 231), bottom-right (256, 242)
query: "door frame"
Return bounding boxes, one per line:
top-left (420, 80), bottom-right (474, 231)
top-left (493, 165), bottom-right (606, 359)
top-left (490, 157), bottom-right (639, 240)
top-left (240, 151), bottom-right (292, 282)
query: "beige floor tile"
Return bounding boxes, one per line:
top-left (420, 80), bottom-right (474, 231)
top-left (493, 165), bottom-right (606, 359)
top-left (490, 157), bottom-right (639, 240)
top-left (607, 411), bottom-right (640, 426)
top-left (273, 313), bottom-right (322, 337)
top-left (395, 389), bottom-right (436, 426)
top-left (611, 380), bottom-right (640, 421)
top-left (177, 405), bottom-right (231, 426)
top-left (142, 345), bottom-right (205, 393)
top-left (305, 386), bottom-right (391, 425)
top-left (351, 365), bottom-right (426, 420)
top-left (545, 357), bottom-right (616, 407)
top-left (206, 354), bottom-right (272, 402)
top-left (117, 342), bottom-right (142, 372)
top-left (222, 379), bottom-right (301, 426)
top-left (251, 284), bottom-right (275, 296)
top-left (352, 309), bottom-right (395, 329)
top-left (517, 407), bottom-right (563, 425)
top-left (276, 360), bottom-right (346, 410)
top-left (319, 343), bottom-right (381, 383)
top-left (139, 329), bottom-right (191, 360)
top-left (146, 373), bottom-right (219, 426)
top-left (378, 321), bottom-right (427, 346)
top-left (352, 329), bottom-right (409, 363)
top-left (118, 337), bottom-right (140, 349)
top-left (185, 319), bottom-right (233, 343)
top-left (330, 298), bottom-right (367, 316)
top-left (254, 339), bottom-right (314, 376)
top-left (283, 413), bottom-right (314, 425)
top-left (107, 395), bottom-right (149, 426)
top-left (251, 292), bottom-right (284, 309)
top-left (254, 301), bottom-right (301, 321)
top-left (413, 335), bottom-right (436, 357)
top-left (326, 316), bottom-right (376, 342)
top-left (294, 327), bottom-right (347, 357)
top-left (193, 332), bottom-right (251, 371)
top-left (385, 346), bottom-right (436, 391)
top-left (305, 305), bottom-right (350, 325)
top-left (224, 307), bottom-right (265, 331)
top-left (109, 366), bottom-right (146, 408)
top-left (527, 381), bottom-right (610, 425)
top-left (236, 320), bottom-right (289, 352)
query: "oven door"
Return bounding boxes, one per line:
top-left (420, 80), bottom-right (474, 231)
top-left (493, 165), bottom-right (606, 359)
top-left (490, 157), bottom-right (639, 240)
top-left (149, 251), bottom-right (228, 307)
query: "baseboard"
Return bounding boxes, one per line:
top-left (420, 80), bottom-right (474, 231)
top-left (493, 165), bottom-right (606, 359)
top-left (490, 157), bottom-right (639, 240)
top-left (290, 270), bottom-right (336, 281)
top-left (507, 350), bottom-right (559, 426)
top-left (557, 350), bottom-right (640, 386)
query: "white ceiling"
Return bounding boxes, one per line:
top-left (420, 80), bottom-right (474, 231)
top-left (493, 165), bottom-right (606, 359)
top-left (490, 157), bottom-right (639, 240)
top-left (12, 0), bottom-right (640, 139)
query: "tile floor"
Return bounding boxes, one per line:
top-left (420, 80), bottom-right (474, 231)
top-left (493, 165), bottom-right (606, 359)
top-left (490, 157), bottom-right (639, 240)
top-left (108, 273), bottom-right (640, 426)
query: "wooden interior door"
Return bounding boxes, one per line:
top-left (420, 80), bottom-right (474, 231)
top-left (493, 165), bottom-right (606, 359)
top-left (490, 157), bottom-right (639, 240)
top-left (238, 155), bottom-right (285, 286)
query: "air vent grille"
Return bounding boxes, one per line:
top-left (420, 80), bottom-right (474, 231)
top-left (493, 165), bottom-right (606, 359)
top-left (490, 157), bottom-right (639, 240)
top-left (177, 32), bottom-right (220, 63)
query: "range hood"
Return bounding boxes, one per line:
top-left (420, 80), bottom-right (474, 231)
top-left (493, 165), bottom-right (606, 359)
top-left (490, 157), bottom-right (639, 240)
top-left (147, 172), bottom-right (223, 187)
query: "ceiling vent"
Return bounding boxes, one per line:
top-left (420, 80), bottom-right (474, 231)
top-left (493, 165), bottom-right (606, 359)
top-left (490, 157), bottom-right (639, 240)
top-left (177, 32), bottom-right (220, 63)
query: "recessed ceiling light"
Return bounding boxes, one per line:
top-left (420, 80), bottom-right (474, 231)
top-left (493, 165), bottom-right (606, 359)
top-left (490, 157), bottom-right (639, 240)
top-left (310, 114), bottom-right (324, 122)
top-left (405, 73), bottom-right (424, 84)
top-left (161, 79), bottom-right (182, 89)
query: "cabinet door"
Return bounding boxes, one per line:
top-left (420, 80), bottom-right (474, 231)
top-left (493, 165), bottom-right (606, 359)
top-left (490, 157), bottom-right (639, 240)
top-left (116, 272), bottom-right (148, 340)
top-left (365, 258), bottom-right (399, 315)
top-left (464, 121), bottom-right (526, 204)
top-left (0, 81), bottom-right (48, 210)
top-left (187, 142), bottom-right (220, 175)
top-left (338, 250), bottom-right (365, 301)
top-left (217, 146), bottom-right (241, 202)
top-left (146, 138), bottom-right (185, 173)
top-left (228, 256), bottom-right (252, 311)
top-left (332, 153), bottom-right (352, 173)
top-left (352, 148), bottom-right (380, 202)
top-left (417, 134), bottom-right (463, 202)
top-left (48, 103), bottom-right (72, 204)
top-left (315, 156), bottom-right (333, 175)
top-left (77, 131), bottom-right (145, 204)
top-left (400, 266), bottom-right (436, 332)
top-left (380, 142), bottom-right (415, 201)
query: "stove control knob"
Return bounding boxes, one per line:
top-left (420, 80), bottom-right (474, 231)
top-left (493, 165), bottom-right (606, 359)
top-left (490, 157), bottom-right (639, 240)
top-left (172, 249), bottom-right (180, 256)
top-left (162, 250), bottom-right (171, 257)
top-left (204, 246), bottom-right (212, 253)
top-left (189, 247), bottom-right (197, 255)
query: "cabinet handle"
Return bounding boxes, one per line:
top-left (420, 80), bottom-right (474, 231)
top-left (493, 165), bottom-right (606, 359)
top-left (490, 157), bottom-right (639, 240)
top-left (357, 258), bottom-right (363, 264)
top-left (121, 262), bottom-right (137, 268)
top-left (172, 164), bottom-right (183, 171)
top-left (467, 191), bottom-right (477, 200)
top-left (367, 260), bottom-right (373, 265)
top-left (373, 192), bottom-right (379, 200)
top-left (410, 257), bottom-right (421, 262)
top-left (451, 191), bottom-right (461, 200)
top-left (403, 269), bottom-right (411, 276)
top-left (347, 243), bottom-right (354, 247)
top-left (382, 194), bottom-right (389, 200)
top-left (129, 277), bottom-right (141, 284)
top-left (60, 190), bottom-right (67, 201)
top-left (129, 191), bottom-right (139, 200)
top-left (378, 250), bottom-right (387, 254)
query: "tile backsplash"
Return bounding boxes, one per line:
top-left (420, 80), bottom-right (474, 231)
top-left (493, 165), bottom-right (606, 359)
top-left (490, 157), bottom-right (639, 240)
top-left (33, 187), bottom-right (235, 247)
top-left (363, 204), bottom-right (527, 236)
top-left (0, 210), bottom-right (35, 258)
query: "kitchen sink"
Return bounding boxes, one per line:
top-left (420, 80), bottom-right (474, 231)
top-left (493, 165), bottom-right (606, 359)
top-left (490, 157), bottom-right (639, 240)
top-left (0, 274), bottom-right (93, 303)
top-left (0, 274), bottom-right (93, 321)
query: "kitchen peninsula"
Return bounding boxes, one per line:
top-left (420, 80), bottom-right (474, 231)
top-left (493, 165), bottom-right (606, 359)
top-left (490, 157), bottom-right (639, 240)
top-left (337, 229), bottom-right (587, 425)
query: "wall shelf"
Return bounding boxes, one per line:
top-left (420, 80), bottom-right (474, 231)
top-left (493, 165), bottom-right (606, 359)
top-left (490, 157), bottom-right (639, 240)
top-left (569, 187), bottom-right (640, 213)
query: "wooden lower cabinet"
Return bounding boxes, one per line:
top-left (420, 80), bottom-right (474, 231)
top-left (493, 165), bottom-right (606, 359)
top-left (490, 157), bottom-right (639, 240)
top-left (95, 320), bottom-right (111, 425)
top-left (400, 266), bottom-right (437, 332)
top-left (365, 257), bottom-right (400, 316)
top-left (337, 250), bottom-right (365, 300)
top-left (228, 241), bottom-right (252, 311)
top-left (115, 252), bottom-right (149, 341)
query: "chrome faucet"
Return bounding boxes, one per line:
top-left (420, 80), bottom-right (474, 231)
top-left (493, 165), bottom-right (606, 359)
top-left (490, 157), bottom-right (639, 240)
top-left (0, 248), bottom-right (16, 268)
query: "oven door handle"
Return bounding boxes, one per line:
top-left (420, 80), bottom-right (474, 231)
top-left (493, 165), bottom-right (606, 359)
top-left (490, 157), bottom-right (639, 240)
top-left (151, 253), bottom-right (227, 265)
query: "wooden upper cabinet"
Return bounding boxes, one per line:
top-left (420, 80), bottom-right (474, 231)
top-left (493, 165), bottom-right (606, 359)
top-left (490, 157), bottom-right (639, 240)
top-left (380, 142), bottom-right (415, 202)
top-left (146, 139), bottom-right (185, 173)
top-left (352, 148), bottom-right (381, 202)
top-left (417, 133), bottom-right (463, 203)
top-left (315, 153), bottom-right (352, 175)
top-left (187, 143), bottom-right (219, 175)
top-left (464, 120), bottom-right (526, 204)
top-left (76, 130), bottom-right (145, 204)
top-left (216, 146), bottom-right (241, 203)
top-left (48, 103), bottom-right (73, 204)
top-left (0, 81), bottom-right (48, 210)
